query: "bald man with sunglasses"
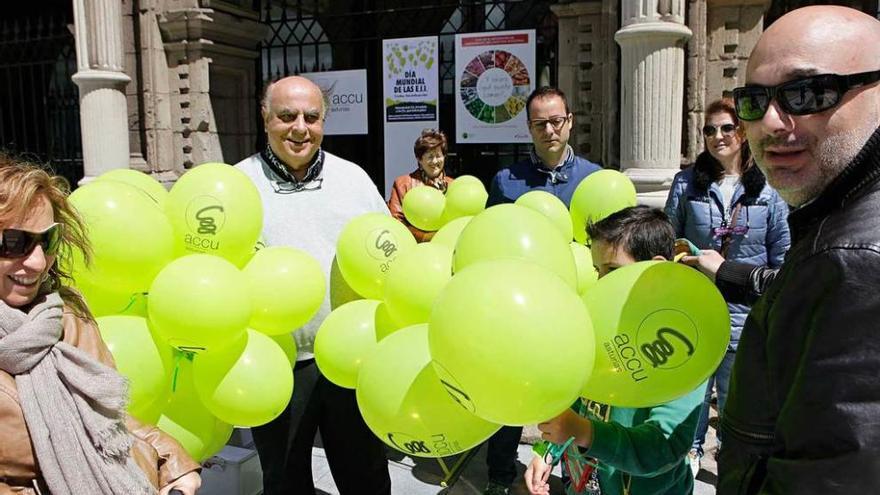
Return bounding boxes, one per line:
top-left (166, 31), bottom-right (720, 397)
top-left (715, 6), bottom-right (880, 494)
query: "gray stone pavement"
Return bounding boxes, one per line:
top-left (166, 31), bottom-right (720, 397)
top-left (202, 407), bottom-right (719, 495)
top-left (310, 419), bottom-right (719, 495)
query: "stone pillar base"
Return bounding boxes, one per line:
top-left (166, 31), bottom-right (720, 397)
top-left (623, 167), bottom-right (680, 208)
top-left (73, 70), bottom-right (132, 184)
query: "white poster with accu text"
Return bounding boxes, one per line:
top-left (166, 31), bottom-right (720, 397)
top-left (382, 36), bottom-right (439, 199)
top-left (455, 30), bottom-right (535, 144)
top-left (301, 70), bottom-right (368, 135)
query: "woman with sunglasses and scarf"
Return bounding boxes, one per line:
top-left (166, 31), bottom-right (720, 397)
top-left (387, 129), bottom-right (454, 242)
top-left (0, 157), bottom-right (201, 495)
top-left (663, 98), bottom-right (790, 477)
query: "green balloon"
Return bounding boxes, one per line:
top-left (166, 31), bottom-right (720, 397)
top-left (515, 190), bottom-right (574, 241)
top-left (402, 186), bottom-right (446, 231)
top-left (193, 329), bottom-right (294, 427)
top-left (96, 168), bottom-right (169, 208)
top-left (570, 242), bottom-right (599, 295)
top-left (314, 299), bottom-right (382, 389)
top-left (429, 259), bottom-right (594, 425)
top-left (384, 243), bottom-right (453, 328)
top-left (157, 359), bottom-right (234, 461)
top-left (96, 315), bottom-right (173, 423)
top-left (357, 324), bottom-right (500, 458)
top-left (570, 170), bottom-right (637, 243)
top-left (453, 204), bottom-right (578, 290)
top-left (243, 246), bottom-right (326, 336)
top-left (148, 254), bottom-right (251, 353)
top-left (336, 213), bottom-right (417, 300)
top-left (132, 395), bottom-right (167, 425)
top-left (69, 181), bottom-right (174, 296)
top-left (443, 176), bottom-right (487, 220)
top-left (270, 333), bottom-right (298, 367)
top-left (76, 280), bottom-right (147, 318)
top-left (581, 261), bottom-right (730, 407)
top-left (202, 422), bottom-right (235, 460)
top-left (429, 216), bottom-right (472, 250)
top-left (166, 162), bottom-right (263, 267)
top-left (374, 302), bottom-right (400, 341)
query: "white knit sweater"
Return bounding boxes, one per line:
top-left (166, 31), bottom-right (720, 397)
top-left (235, 151), bottom-right (389, 359)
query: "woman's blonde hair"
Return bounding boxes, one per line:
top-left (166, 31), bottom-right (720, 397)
top-left (0, 154), bottom-right (93, 318)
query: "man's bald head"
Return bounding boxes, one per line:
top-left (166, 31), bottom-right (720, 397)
top-left (742, 6), bottom-right (880, 206)
top-left (749, 6), bottom-right (880, 82)
top-left (262, 76), bottom-right (328, 173)
top-left (262, 76), bottom-right (327, 118)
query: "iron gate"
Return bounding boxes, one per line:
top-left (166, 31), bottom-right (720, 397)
top-left (257, 0), bottom-right (558, 193)
top-left (0, 4), bottom-right (82, 186)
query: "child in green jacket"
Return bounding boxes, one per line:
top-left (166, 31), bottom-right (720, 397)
top-left (525, 206), bottom-right (705, 495)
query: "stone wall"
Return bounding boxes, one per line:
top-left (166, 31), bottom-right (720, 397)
top-left (121, 0), bottom-right (264, 184)
top-left (552, 0), bottom-right (620, 169)
top-left (684, 0), bottom-right (769, 165)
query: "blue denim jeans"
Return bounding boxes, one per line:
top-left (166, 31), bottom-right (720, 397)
top-left (692, 350), bottom-right (736, 453)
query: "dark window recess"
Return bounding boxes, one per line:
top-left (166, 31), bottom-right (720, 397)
top-left (0, 4), bottom-right (83, 186)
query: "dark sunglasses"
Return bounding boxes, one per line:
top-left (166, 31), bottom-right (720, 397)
top-left (0, 223), bottom-right (62, 259)
top-left (733, 69), bottom-right (880, 121)
top-left (702, 123), bottom-right (738, 137)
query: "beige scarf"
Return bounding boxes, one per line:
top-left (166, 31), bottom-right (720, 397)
top-left (0, 293), bottom-right (155, 495)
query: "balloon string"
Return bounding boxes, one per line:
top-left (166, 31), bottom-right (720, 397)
top-left (171, 352), bottom-right (182, 393)
top-left (170, 350), bottom-right (196, 393)
top-left (120, 291), bottom-right (148, 314)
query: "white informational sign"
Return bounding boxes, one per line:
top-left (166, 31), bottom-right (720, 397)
top-left (454, 30), bottom-right (535, 144)
top-left (301, 70), bottom-right (368, 135)
top-left (382, 36), bottom-right (439, 198)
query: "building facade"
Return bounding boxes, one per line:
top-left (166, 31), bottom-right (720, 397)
top-left (2, 0), bottom-right (878, 203)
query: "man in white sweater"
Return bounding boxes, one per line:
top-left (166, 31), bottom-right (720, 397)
top-left (235, 76), bottom-right (391, 495)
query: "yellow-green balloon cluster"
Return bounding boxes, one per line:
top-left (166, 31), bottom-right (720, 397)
top-left (320, 171), bottom-right (729, 458)
top-left (75, 165), bottom-right (327, 460)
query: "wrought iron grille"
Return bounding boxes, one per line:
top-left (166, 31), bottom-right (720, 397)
top-left (0, 7), bottom-right (82, 186)
top-left (258, 0), bottom-right (557, 193)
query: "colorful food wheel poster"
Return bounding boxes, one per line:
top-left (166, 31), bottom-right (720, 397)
top-left (455, 30), bottom-right (535, 143)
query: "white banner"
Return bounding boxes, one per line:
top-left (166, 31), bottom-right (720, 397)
top-left (454, 30), bottom-right (535, 144)
top-left (382, 36), bottom-right (439, 198)
top-left (301, 69), bottom-right (368, 135)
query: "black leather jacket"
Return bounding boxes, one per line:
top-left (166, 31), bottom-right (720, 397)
top-left (715, 262), bottom-right (779, 306)
top-left (717, 125), bottom-right (880, 494)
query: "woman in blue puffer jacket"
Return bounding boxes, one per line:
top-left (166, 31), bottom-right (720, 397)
top-left (664, 97), bottom-right (790, 476)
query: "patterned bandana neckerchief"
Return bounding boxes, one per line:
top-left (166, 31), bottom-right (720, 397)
top-left (261, 144), bottom-right (325, 188)
top-left (419, 168), bottom-right (448, 193)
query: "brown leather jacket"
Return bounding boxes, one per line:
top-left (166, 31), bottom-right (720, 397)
top-left (0, 309), bottom-right (201, 494)
top-left (387, 170), bottom-right (453, 242)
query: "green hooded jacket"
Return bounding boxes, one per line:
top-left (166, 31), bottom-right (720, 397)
top-left (561, 383), bottom-right (705, 495)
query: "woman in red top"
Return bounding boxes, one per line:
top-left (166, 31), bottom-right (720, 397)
top-left (387, 129), bottom-right (454, 242)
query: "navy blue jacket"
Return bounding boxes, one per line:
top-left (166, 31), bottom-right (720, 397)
top-left (487, 150), bottom-right (602, 208)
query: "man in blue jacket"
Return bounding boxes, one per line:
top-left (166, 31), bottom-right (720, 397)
top-left (486, 87), bottom-right (601, 209)
top-left (483, 86), bottom-right (601, 495)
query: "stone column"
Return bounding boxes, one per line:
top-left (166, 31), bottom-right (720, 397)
top-left (615, 0), bottom-right (692, 207)
top-left (72, 0), bottom-right (132, 184)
